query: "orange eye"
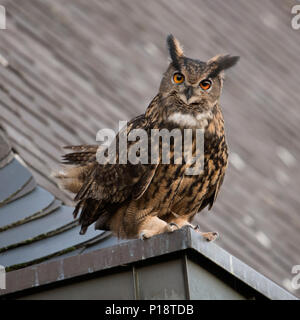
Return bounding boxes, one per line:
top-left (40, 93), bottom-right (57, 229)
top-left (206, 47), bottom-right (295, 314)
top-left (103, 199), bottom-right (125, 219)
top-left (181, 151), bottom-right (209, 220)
top-left (173, 72), bottom-right (185, 84)
top-left (199, 79), bottom-right (212, 90)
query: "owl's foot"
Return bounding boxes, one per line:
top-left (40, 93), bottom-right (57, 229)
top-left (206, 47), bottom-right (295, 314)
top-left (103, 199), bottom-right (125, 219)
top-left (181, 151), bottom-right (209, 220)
top-left (201, 231), bottom-right (219, 242)
top-left (191, 225), bottom-right (219, 242)
top-left (139, 222), bottom-right (180, 240)
top-left (139, 231), bottom-right (150, 240)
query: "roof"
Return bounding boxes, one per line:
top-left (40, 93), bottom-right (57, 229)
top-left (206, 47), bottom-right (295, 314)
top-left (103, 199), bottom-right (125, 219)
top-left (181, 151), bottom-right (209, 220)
top-left (0, 0), bottom-right (300, 298)
top-left (0, 127), bottom-right (124, 272)
top-left (0, 227), bottom-right (297, 300)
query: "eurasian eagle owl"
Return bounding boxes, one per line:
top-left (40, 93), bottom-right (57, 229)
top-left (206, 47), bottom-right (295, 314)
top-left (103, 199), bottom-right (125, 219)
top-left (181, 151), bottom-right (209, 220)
top-left (55, 35), bottom-right (239, 241)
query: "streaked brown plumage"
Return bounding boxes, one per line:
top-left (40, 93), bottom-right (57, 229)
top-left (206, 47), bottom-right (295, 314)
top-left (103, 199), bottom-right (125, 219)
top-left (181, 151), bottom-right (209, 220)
top-left (55, 35), bottom-right (239, 241)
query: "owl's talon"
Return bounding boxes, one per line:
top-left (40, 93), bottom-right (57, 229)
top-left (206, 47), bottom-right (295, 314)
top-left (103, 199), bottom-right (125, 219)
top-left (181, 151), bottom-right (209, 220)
top-left (168, 222), bottom-right (180, 230)
top-left (187, 224), bottom-right (218, 242)
top-left (194, 224), bottom-right (200, 231)
top-left (186, 224), bottom-right (200, 231)
top-left (139, 231), bottom-right (147, 240)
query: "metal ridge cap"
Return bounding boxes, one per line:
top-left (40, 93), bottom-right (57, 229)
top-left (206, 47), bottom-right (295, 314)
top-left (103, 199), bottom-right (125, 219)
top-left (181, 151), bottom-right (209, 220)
top-left (0, 226), bottom-right (297, 300)
top-left (188, 230), bottom-right (298, 300)
top-left (0, 227), bottom-right (191, 296)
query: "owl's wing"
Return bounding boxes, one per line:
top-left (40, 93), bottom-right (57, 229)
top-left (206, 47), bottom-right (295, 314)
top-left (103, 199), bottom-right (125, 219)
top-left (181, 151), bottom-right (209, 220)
top-left (199, 174), bottom-right (225, 211)
top-left (73, 160), bottom-right (159, 234)
top-left (75, 162), bottom-right (158, 203)
top-left (59, 96), bottom-right (160, 234)
top-left (73, 113), bottom-right (157, 203)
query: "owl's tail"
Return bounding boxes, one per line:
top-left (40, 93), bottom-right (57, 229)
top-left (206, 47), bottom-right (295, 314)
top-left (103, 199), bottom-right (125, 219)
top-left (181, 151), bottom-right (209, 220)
top-left (53, 144), bottom-right (113, 234)
top-left (52, 144), bottom-right (98, 194)
top-left (61, 145), bottom-right (99, 165)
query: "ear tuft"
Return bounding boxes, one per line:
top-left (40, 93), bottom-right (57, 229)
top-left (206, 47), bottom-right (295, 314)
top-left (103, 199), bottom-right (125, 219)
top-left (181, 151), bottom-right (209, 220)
top-left (218, 55), bottom-right (240, 70)
top-left (166, 34), bottom-right (184, 69)
top-left (207, 55), bottom-right (240, 78)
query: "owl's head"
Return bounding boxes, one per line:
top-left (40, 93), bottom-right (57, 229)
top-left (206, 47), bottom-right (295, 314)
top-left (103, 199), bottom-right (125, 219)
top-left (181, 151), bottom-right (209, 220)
top-left (159, 35), bottom-right (239, 110)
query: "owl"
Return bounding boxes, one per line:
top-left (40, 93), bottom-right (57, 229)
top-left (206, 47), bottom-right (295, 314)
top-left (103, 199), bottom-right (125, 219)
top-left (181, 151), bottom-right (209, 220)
top-left (55, 35), bottom-right (239, 241)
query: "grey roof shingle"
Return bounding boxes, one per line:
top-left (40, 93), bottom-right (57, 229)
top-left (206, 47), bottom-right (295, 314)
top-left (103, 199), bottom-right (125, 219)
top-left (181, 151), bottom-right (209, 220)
top-left (0, 0), bottom-right (299, 297)
top-left (0, 127), bottom-right (117, 270)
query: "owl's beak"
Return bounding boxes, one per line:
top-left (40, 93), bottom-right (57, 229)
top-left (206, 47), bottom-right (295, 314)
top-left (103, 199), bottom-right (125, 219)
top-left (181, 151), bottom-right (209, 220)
top-left (185, 86), bottom-right (193, 101)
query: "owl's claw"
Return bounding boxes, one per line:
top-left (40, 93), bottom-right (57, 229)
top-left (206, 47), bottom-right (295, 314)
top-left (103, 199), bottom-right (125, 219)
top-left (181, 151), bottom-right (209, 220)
top-left (168, 222), bottom-right (180, 231)
top-left (188, 224), bottom-right (219, 242)
top-left (194, 224), bottom-right (201, 231)
top-left (139, 231), bottom-right (148, 240)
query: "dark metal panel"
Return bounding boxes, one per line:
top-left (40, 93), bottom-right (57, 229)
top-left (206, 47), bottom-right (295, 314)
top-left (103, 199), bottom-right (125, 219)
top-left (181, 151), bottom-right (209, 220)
top-left (19, 270), bottom-right (135, 300)
top-left (189, 230), bottom-right (298, 300)
top-left (0, 159), bottom-right (32, 204)
top-left (0, 186), bottom-right (55, 228)
top-left (186, 258), bottom-right (245, 300)
top-left (136, 258), bottom-right (187, 300)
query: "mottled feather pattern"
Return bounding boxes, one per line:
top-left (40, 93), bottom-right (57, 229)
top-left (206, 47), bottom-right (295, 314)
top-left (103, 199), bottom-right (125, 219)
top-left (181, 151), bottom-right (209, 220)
top-left (55, 35), bottom-right (238, 239)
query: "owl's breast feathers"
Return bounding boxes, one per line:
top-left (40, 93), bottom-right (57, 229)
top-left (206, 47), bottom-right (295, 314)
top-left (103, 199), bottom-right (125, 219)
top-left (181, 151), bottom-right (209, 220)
top-left (57, 95), bottom-right (227, 237)
top-left (143, 96), bottom-right (228, 220)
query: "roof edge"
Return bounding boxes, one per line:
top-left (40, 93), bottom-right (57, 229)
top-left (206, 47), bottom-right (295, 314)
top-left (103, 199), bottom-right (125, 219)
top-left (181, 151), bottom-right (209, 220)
top-left (0, 226), bottom-right (297, 300)
top-left (0, 226), bottom-right (191, 297)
